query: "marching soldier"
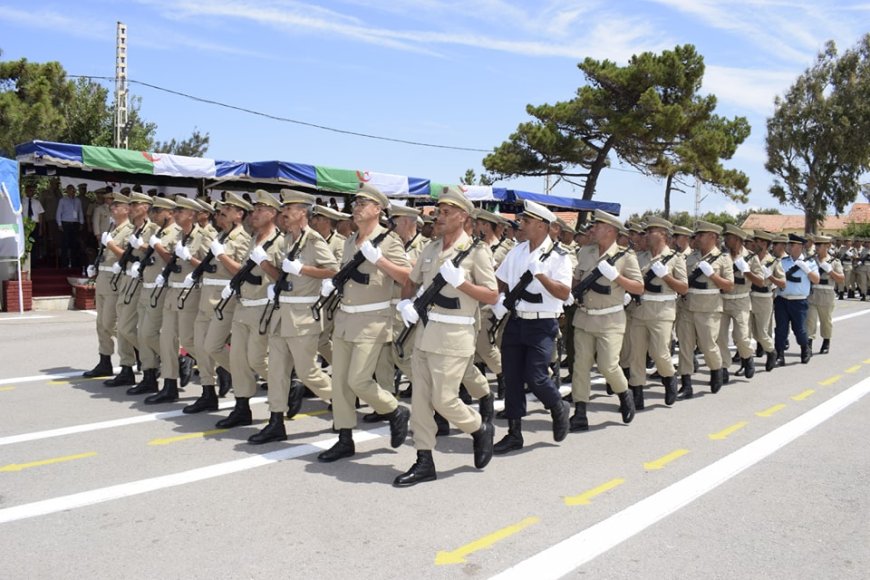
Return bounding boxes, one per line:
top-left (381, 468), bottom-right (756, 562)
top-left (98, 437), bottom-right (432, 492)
top-left (215, 190), bottom-right (285, 429)
top-left (627, 217), bottom-right (687, 409)
top-left (806, 235), bottom-right (844, 354)
top-left (568, 210), bottom-right (644, 431)
top-left (310, 205), bottom-right (348, 366)
top-left (682, 221), bottom-right (734, 397)
top-left (490, 200), bottom-right (572, 454)
top-left (83, 190), bottom-right (135, 379)
top-left (856, 238), bottom-right (870, 300)
top-left (393, 188), bottom-right (497, 486)
top-left (749, 230), bottom-right (785, 372)
top-left (248, 190), bottom-right (338, 444)
top-left (718, 225), bottom-right (762, 383)
top-left (317, 184), bottom-right (412, 463)
top-left (775, 234), bottom-right (820, 365)
top-left (836, 237), bottom-right (855, 299)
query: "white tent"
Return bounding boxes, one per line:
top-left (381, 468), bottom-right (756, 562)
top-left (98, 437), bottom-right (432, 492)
top-left (0, 156), bottom-right (24, 313)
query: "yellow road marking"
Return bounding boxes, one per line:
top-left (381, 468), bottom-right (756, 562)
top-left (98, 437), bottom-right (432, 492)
top-left (0, 386), bottom-right (15, 392)
top-left (756, 404), bottom-right (786, 417)
top-left (845, 365), bottom-right (862, 374)
top-left (564, 478), bottom-right (625, 506)
top-left (435, 517), bottom-right (539, 565)
top-left (0, 452), bottom-right (97, 472)
top-left (819, 375), bottom-right (842, 386)
top-left (791, 389), bottom-right (815, 401)
top-left (708, 421), bottom-right (748, 441)
top-left (291, 410), bottom-right (329, 419)
top-left (148, 429), bottom-right (229, 446)
top-left (864, 358), bottom-right (870, 364)
top-left (644, 449), bottom-right (689, 471)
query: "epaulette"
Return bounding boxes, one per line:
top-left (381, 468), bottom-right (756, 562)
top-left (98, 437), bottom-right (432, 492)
top-left (552, 244), bottom-right (568, 256)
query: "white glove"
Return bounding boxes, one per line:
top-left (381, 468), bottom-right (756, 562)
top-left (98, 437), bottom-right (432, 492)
top-left (651, 261), bottom-right (667, 278)
top-left (360, 240), bottom-right (382, 264)
top-left (128, 234), bottom-right (144, 249)
top-left (174, 242), bottom-right (191, 261)
top-left (182, 273), bottom-right (194, 288)
top-left (100, 232), bottom-right (110, 246)
top-left (597, 260), bottom-right (619, 282)
top-left (210, 239), bottom-right (225, 257)
top-left (129, 262), bottom-right (141, 278)
top-left (819, 261), bottom-right (832, 273)
top-left (845, 249), bottom-right (854, 257)
top-left (147, 234), bottom-right (161, 248)
top-left (439, 260), bottom-right (465, 288)
top-left (111, 263), bottom-right (121, 275)
top-left (86, 265), bottom-right (96, 277)
top-left (220, 284), bottom-right (233, 300)
top-left (282, 258), bottom-right (303, 276)
top-left (398, 299), bottom-right (419, 328)
top-left (761, 266), bottom-right (772, 280)
top-left (623, 293), bottom-right (632, 306)
top-left (154, 274), bottom-right (165, 287)
top-left (564, 292), bottom-right (575, 307)
top-left (795, 259), bottom-right (810, 273)
top-left (527, 259), bottom-right (544, 277)
top-left (266, 284), bottom-right (276, 301)
top-left (491, 293), bottom-right (509, 320)
top-left (321, 278), bottom-right (335, 297)
top-left (734, 257), bottom-right (749, 273)
top-left (250, 245), bottom-right (268, 265)
top-left (698, 261), bottom-right (714, 277)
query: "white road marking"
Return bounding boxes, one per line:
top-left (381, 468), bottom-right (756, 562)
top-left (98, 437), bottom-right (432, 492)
top-left (0, 315), bottom-right (55, 321)
top-left (490, 376), bottom-right (870, 580)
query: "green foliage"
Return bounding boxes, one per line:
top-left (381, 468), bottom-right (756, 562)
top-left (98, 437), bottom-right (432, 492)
top-left (460, 168), bottom-right (494, 186)
top-left (842, 222), bottom-right (870, 237)
top-left (153, 128), bottom-right (210, 157)
top-left (627, 208), bottom-right (737, 228)
top-left (20, 216), bottom-right (36, 265)
top-left (734, 207), bottom-right (780, 226)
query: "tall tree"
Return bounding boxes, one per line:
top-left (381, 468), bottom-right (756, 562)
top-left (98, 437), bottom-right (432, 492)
top-left (153, 128), bottom-right (210, 157)
top-left (765, 35), bottom-right (870, 233)
top-left (460, 168), bottom-right (494, 186)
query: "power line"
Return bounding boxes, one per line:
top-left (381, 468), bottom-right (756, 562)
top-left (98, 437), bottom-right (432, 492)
top-left (69, 75), bottom-right (492, 153)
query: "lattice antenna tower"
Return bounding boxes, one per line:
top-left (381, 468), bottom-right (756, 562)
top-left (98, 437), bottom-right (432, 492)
top-left (114, 22), bottom-right (129, 149)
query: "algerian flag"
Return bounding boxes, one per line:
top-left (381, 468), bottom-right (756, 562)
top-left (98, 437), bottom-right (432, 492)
top-left (80, 146), bottom-right (216, 178)
top-left (358, 170), bottom-right (409, 197)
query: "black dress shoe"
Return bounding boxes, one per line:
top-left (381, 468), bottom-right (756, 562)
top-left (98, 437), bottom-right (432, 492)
top-left (742, 357), bottom-right (756, 379)
top-left (776, 351), bottom-right (786, 367)
top-left (178, 355), bottom-right (195, 388)
top-left (83, 354), bottom-right (113, 378)
top-left (551, 401), bottom-right (570, 442)
top-left (144, 379), bottom-right (179, 405)
top-left (478, 393), bottom-right (494, 425)
top-left (183, 387), bottom-right (219, 414)
top-left (248, 412), bottom-right (287, 444)
top-left (216, 399), bottom-right (252, 429)
top-left (493, 419), bottom-right (523, 455)
top-left (434, 412), bottom-right (450, 436)
top-left (765, 351), bottom-right (777, 372)
top-left (393, 450), bottom-right (436, 487)
top-left (495, 409), bottom-right (508, 420)
top-left (800, 345), bottom-right (811, 364)
top-left (362, 411), bottom-right (389, 423)
top-left (127, 369), bottom-right (158, 395)
top-left (318, 429), bottom-right (355, 462)
top-left (286, 381), bottom-right (304, 419)
top-left (471, 422), bottom-right (494, 469)
top-left (820, 339), bottom-right (830, 354)
top-left (663, 375), bottom-right (677, 406)
top-left (569, 402), bottom-right (588, 432)
top-left (617, 390), bottom-right (635, 424)
top-left (387, 406), bottom-right (410, 448)
top-left (104, 366), bottom-right (136, 387)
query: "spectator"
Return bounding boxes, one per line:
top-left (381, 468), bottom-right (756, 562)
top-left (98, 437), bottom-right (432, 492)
top-left (56, 184), bottom-right (85, 268)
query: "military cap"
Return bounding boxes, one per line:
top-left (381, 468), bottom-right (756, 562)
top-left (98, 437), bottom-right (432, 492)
top-left (772, 234), bottom-right (788, 244)
top-left (723, 223), bottom-right (749, 241)
top-left (694, 220), bottom-right (723, 235)
top-left (195, 198), bottom-right (215, 213)
top-left (220, 191), bottom-right (254, 212)
top-left (280, 189), bottom-right (317, 206)
top-left (129, 192), bottom-right (153, 205)
top-left (522, 200), bottom-right (557, 224)
top-left (389, 203), bottom-right (422, 218)
top-left (803, 233), bottom-right (816, 243)
top-left (814, 234), bottom-right (833, 244)
top-left (99, 187), bottom-right (115, 198)
top-left (145, 188), bottom-right (158, 195)
top-left (753, 230), bottom-right (774, 242)
top-left (174, 195), bottom-right (201, 211)
top-left (627, 220), bottom-right (645, 234)
top-left (438, 186), bottom-right (474, 214)
top-left (111, 192), bottom-right (131, 204)
top-left (644, 216), bottom-right (673, 234)
top-left (421, 213), bottom-right (436, 224)
top-left (617, 224), bottom-right (630, 237)
top-left (555, 217), bottom-right (575, 234)
top-left (508, 219), bottom-right (520, 229)
top-left (474, 208), bottom-right (505, 226)
top-left (252, 189), bottom-right (280, 210)
top-left (672, 225), bottom-right (694, 237)
top-left (151, 196), bottom-right (177, 210)
top-left (787, 233), bottom-right (807, 244)
top-left (591, 209), bottom-right (622, 230)
top-left (312, 205), bottom-right (349, 221)
top-left (357, 183), bottom-right (389, 208)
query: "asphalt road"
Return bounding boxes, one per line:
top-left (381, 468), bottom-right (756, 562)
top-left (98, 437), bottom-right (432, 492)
top-left (0, 301), bottom-right (868, 579)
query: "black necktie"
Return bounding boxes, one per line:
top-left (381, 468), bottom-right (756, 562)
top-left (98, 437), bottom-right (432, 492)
top-left (27, 199), bottom-right (33, 219)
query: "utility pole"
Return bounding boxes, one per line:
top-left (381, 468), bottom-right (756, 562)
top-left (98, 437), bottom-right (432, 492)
top-left (693, 174), bottom-right (707, 221)
top-left (114, 22), bottom-right (129, 149)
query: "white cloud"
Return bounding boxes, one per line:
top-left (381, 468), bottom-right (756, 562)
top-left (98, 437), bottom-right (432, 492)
top-left (0, 6), bottom-right (111, 40)
top-left (704, 65), bottom-right (796, 115)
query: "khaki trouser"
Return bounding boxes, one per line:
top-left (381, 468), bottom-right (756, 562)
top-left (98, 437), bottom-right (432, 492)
top-left (838, 268), bottom-right (852, 294)
top-left (229, 304), bottom-right (268, 398)
top-left (571, 326), bottom-right (627, 403)
top-left (268, 332), bottom-right (332, 413)
top-left (331, 338), bottom-right (399, 430)
top-left (462, 358), bottom-right (491, 399)
top-left (410, 350), bottom-right (481, 450)
top-left (689, 310), bottom-right (723, 371)
top-left (675, 304), bottom-right (695, 376)
top-left (750, 295), bottom-right (774, 353)
top-left (317, 317), bottom-right (334, 365)
top-left (718, 299), bottom-right (754, 362)
top-left (116, 276), bottom-right (140, 366)
top-left (204, 297), bottom-right (236, 377)
top-left (192, 286), bottom-right (215, 385)
top-left (628, 317), bottom-right (675, 386)
top-left (475, 314), bottom-right (502, 374)
top-left (96, 290), bottom-right (119, 358)
top-left (807, 302), bottom-right (834, 340)
top-left (137, 286), bottom-right (165, 370)
top-left (856, 268), bottom-right (870, 295)
top-left (618, 312), bottom-right (632, 369)
top-left (160, 287), bottom-right (198, 380)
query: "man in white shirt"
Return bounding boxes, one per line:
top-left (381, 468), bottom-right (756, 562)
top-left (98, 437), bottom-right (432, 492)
top-left (22, 183), bottom-right (45, 259)
top-left (56, 184), bottom-right (85, 268)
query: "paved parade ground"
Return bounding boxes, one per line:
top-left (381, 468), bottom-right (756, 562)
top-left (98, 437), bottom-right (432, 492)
top-left (1, 303), bottom-right (869, 579)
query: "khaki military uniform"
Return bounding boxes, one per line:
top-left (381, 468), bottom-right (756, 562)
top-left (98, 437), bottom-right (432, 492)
top-left (267, 227), bottom-right (338, 413)
top-left (856, 246), bottom-right (870, 297)
top-left (137, 222), bottom-right (182, 371)
top-left (116, 219), bottom-right (151, 360)
top-left (807, 255), bottom-right (843, 340)
top-left (674, 245), bottom-right (695, 376)
top-left (683, 248), bottom-right (733, 372)
top-left (750, 252), bottom-right (784, 354)
top-left (408, 232), bottom-right (495, 450)
top-left (475, 238), bottom-right (510, 375)
top-left (91, 204), bottom-right (112, 239)
top-left (316, 230), bottom-right (346, 364)
top-left (718, 248), bottom-right (762, 363)
top-left (628, 247), bottom-right (687, 387)
top-left (331, 225), bottom-right (409, 429)
top-left (837, 245), bottom-right (855, 295)
top-left (95, 220), bottom-right (135, 364)
top-left (571, 242), bottom-right (643, 403)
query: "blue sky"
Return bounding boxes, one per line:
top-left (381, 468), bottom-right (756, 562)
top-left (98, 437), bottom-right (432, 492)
top-left (1, 0), bottom-right (867, 217)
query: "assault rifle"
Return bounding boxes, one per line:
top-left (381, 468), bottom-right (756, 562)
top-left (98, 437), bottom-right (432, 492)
top-left (258, 231), bottom-right (306, 335)
top-left (214, 230), bottom-right (281, 321)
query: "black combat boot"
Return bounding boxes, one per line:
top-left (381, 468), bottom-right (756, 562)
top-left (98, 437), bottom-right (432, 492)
top-left (630, 386), bottom-right (644, 410)
top-left (458, 386), bottom-right (472, 405)
top-left (471, 422), bottom-right (494, 469)
top-left (776, 350), bottom-right (786, 367)
top-left (398, 384), bottom-right (413, 398)
top-left (710, 368), bottom-right (723, 394)
top-left (127, 368), bottom-right (158, 395)
top-left (434, 412), bottom-right (450, 436)
top-left (617, 390), bottom-right (635, 424)
top-left (248, 412), bottom-right (288, 444)
top-left (678, 375), bottom-right (693, 399)
top-left (178, 355), bottom-right (195, 388)
top-left (663, 375), bottom-right (677, 406)
top-left (569, 402), bottom-right (589, 432)
top-left (807, 339), bottom-right (813, 354)
top-left (693, 354), bottom-right (700, 374)
top-left (216, 366), bottom-right (232, 397)
top-left (755, 343), bottom-right (764, 358)
top-left (496, 374), bottom-right (505, 400)
top-left (551, 400), bottom-right (570, 442)
top-left (183, 385), bottom-right (218, 414)
top-left (820, 339), bottom-right (830, 354)
top-left (318, 428), bottom-right (355, 462)
top-left (800, 344), bottom-right (811, 364)
top-left (721, 367), bottom-right (730, 385)
top-left (493, 419), bottom-right (523, 455)
top-left (742, 357), bottom-right (756, 379)
top-left (386, 406), bottom-right (410, 448)
top-left (478, 393), bottom-right (494, 425)
top-left (286, 380), bottom-right (305, 419)
top-left (765, 351), bottom-right (777, 372)
top-left (215, 397), bottom-right (252, 428)
top-left (731, 352), bottom-right (741, 364)
top-left (393, 450), bottom-right (436, 487)
top-left (83, 354), bottom-right (113, 378)
top-left (362, 411), bottom-right (389, 423)
top-left (144, 378), bottom-right (179, 404)
top-left (104, 366), bottom-right (136, 387)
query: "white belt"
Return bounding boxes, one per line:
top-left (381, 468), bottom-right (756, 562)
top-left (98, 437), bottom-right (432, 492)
top-left (339, 301), bottom-right (392, 314)
top-left (278, 295), bottom-right (319, 304)
top-left (688, 288), bottom-right (720, 295)
top-left (390, 298), bottom-right (401, 305)
top-left (240, 298), bottom-right (269, 307)
top-left (722, 292), bottom-right (750, 300)
top-left (780, 295), bottom-right (807, 300)
top-left (751, 291), bottom-right (773, 298)
top-left (812, 285), bottom-right (834, 291)
top-left (98, 266), bottom-right (115, 272)
top-left (579, 304), bottom-right (624, 316)
top-left (641, 294), bottom-right (677, 302)
top-left (142, 282), bottom-right (157, 289)
top-left (427, 312), bottom-right (475, 325)
top-left (169, 282), bottom-right (193, 289)
top-left (515, 311), bottom-right (561, 319)
top-left (202, 278), bottom-right (229, 286)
